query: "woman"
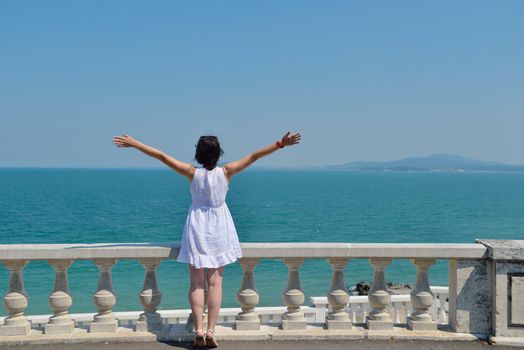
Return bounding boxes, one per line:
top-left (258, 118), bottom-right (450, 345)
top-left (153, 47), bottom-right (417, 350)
top-left (113, 131), bottom-right (301, 348)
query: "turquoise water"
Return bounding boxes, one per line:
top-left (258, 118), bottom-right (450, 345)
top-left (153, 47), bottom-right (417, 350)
top-left (1, 169), bottom-right (523, 315)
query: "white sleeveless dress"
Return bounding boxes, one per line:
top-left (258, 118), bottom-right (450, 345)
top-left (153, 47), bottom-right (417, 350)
top-left (176, 166), bottom-right (242, 268)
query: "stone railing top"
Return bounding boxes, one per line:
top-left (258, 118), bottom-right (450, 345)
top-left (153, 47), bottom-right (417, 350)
top-left (240, 242), bottom-right (487, 259)
top-left (477, 239), bottom-right (524, 261)
top-left (0, 242), bottom-right (488, 260)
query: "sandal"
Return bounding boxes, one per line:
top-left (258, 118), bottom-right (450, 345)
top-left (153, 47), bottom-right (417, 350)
top-left (192, 329), bottom-right (206, 349)
top-left (206, 329), bottom-right (218, 349)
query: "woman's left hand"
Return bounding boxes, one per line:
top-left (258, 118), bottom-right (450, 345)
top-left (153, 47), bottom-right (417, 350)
top-left (280, 131), bottom-right (301, 147)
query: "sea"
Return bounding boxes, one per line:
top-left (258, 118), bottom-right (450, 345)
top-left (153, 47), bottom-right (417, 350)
top-left (1, 168), bottom-right (523, 315)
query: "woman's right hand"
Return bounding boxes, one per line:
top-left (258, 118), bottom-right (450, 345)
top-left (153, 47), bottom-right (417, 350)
top-left (112, 134), bottom-right (137, 148)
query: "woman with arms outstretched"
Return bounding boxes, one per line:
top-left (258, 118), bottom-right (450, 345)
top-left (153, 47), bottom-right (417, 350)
top-left (113, 132), bottom-right (301, 348)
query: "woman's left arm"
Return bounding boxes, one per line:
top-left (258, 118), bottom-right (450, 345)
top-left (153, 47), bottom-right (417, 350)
top-left (113, 134), bottom-right (195, 180)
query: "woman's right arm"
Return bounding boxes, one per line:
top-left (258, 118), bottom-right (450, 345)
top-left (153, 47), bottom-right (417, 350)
top-left (223, 131), bottom-right (301, 180)
top-left (113, 134), bottom-right (195, 180)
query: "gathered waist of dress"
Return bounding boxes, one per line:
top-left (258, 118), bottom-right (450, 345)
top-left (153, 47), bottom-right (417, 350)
top-left (190, 201), bottom-right (226, 210)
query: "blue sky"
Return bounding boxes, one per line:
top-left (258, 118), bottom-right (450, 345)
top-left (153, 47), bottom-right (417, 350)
top-left (1, 0), bottom-right (523, 167)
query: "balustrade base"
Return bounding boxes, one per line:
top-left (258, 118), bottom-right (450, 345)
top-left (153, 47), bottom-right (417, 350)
top-left (136, 321), bottom-right (162, 333)
top-left (89, 320), bottom-right (118, 333)
top-left (366, 318), bottom-right (393, 330)
top-left (326, 319), bottom-right (352, 330)
top-left (235, 319), bottom-right (261, 331)
top-left (407, 317), bottom-right (436, 331)
top-left (185, 312), bottom-right (208, 332)
top-left (490, 336), bottom-right (524, 347)
top-left (136, 313), bottom-right (163, 333)
top-left (165, 323), bottom-right (480, 342)
top-left (0, 322), bottom-right (486, 346)
top-left (135, 320), bottom-right (163, 333)
top-left (0, 327), bottom-right (157, 346)
top-left (0, 322), bottom-right (30, 336)
top-left (44, 322), bottom-right (74, 335)
top-left (281, 319), bottom-right (307, 330)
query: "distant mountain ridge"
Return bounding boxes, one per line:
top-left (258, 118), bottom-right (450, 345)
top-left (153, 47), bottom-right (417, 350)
top-left (331, 154), bottom-right (524, 172)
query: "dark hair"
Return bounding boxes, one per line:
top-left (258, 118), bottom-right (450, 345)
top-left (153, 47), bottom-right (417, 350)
top-left (195, 135), bottom-right (224, 170)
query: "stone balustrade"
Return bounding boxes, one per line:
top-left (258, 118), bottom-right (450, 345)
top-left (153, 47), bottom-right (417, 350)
top-left (310, 285), bottom-right (449, 325)
top-left (0, 240), bottom-right (523, 347)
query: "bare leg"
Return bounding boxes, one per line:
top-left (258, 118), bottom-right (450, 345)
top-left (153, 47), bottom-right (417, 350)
top-left (206, 267), bottom-right (224, 347)
top-left (189, 265), bottom-right (206, 346)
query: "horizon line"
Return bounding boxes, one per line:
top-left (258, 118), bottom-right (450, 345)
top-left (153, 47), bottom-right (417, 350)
top-left (1, 153), bottom-right (524, 169)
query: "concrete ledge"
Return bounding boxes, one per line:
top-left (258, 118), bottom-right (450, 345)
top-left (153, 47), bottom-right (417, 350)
top-left (0, 323), bottom-right (484, 346)
top-left (210, 243), bottom-right (488, 259)
top-left (366, 319), bottom-right (393, 330)
top-left (477, 240), bottom-right (524, 261)
top-left (0, 327), bottom-right (156, 346)
top-left (0, 243), bottom-right (179, 260)
top-left (166, 323), bottom-right (480, 342)
top-left (489, 336), bottom-right (524, 347)
top-left (0, 339), bottom-right (511, 350)
top-left (0, 242), bottom-right (487, 260)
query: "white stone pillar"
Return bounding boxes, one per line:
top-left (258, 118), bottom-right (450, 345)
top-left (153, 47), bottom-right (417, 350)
top-left (407, 258), bottom-right (436, 330)
top-left (367, 258), bottom-right (393, 330)
top-left (45, 259), bottom-right (74, 334)
top-left (89, 258), bottom-right (118, 333)
top-left (448, 258), bottom-right (491, 334)
top-left (136, 258), bottom-right (163, 333)
top-left (393, 303), bottom-right (401, 324)
top-left (0, 260), bottom-right (31, 336)
top-left (437, 295), bottom-right (447, 324)
top-left (281, 258), bottom-right (306, 330)
top-left (326, 258), bottom-right (351, 329)
top-left (351, 307), bottom-right (358, 324)
top-left (236, 258), bottom-right (260, 330)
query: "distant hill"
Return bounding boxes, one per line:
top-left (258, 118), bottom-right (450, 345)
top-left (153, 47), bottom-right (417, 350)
top-left (331, 154), bottom-right (524, 172)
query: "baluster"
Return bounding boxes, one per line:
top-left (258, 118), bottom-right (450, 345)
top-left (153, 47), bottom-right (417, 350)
top-left (351, 306), bottom-right (357, 323)
top-left (0, 260), bottom-right (30, 335)
top-left (407, 259), bottom-right (436, 330)
top-left (360, 303), bottom-right (367, 322)
top-left (402, 302), bottom-right (410, 323)
top-left (281, 258), bottom-right (306, 330)
top-left (430, 294), bottom-right (437, 321)
top-left (326, 258), bottom-right (351, 329)
top-left (367, 258), bottom-right (393, 330)
top-left (45, 259), bottom-right (74, 334)
top-left (438, 295), bottom-right (447, 324)
top-left (311, 299), bottom-right (326, 324)
top-left (393, 302), bottom-right (401, 324)
top-left (89, 258), bottom-right (118, 333)
top-left (236, 258), bottom-right (260, 330)
top-left (136, 258), bottom-right (163, 333)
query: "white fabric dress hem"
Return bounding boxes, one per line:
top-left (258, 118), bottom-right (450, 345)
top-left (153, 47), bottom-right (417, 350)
top-left (176, 249), bottom-right (242, 269)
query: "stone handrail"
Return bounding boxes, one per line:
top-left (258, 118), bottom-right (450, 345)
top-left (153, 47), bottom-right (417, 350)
top-left (0, 240), bottom-right (523, 347)
top-left (0, 242), bottom-right (488, 260)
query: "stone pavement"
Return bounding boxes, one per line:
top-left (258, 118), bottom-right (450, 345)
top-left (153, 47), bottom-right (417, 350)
top-left (1, 339), bottom-right (517, 350)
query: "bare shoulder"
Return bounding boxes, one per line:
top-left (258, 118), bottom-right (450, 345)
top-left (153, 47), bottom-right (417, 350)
top-left (222, 164), bottom-right (232, 181)
top-left (187, 165), bottom-right (197, 182)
